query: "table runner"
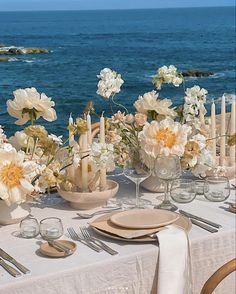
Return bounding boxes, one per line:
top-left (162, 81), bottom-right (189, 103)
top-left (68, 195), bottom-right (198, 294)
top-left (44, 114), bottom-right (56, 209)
top-left (0, 179), bottom-right (235, 294)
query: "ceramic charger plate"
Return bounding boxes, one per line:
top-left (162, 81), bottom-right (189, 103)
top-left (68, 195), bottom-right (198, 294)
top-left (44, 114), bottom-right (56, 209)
top-left (90, 212), bottom-right (192, 242)
top-left (110, 209), bottom-right (179, 229)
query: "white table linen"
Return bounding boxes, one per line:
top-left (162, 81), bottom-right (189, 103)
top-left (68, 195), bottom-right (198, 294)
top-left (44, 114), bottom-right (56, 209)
top-left (0, 178), bottom-right (235, 294)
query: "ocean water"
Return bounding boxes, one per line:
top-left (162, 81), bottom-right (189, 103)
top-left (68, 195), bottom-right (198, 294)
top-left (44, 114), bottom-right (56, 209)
top-left (0, 7), bottom-right (235, 136)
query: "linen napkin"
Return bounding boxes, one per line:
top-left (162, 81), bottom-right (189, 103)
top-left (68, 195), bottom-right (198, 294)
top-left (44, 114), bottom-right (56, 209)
top-left (156, 225), bottom-right (192, 294)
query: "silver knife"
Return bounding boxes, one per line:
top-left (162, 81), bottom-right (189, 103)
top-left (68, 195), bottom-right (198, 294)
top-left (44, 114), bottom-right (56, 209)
top-left (48, 241), bottom-right (73, 255)
top-left (190, 218), bottom-right (218, 233)
top-left (0, 248), bottom-right (30, 274)
top-left (0, 258), bottom-right (21, 277)
top-left (179, 210), bottom-right (222, 229)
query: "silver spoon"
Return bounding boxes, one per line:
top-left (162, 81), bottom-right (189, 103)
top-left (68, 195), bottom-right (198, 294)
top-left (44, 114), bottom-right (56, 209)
top-left (77, 207), bottom-right (121, 219)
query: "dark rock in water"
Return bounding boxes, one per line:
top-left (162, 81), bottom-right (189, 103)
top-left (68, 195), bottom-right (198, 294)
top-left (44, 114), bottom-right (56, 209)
top-left (0, 47), bottom-right (49, 55)
top-left (182, 69), bottom-right (214, 77)
top-left (0, 43), bottom-right (6, 48)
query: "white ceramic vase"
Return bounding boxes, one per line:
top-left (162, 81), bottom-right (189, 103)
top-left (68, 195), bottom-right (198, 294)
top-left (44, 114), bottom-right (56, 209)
top-left (0, 201), bottom-right (30, 225)
top-left (141, 175), bottom-right (165, 193)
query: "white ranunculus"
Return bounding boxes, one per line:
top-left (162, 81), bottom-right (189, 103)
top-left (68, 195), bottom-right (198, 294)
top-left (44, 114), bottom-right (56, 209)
top-left (7, 87), bottom-right (57, 125)
top-left (153, 65), bottom-right (183, 90)
top-left (191, 149), bottom-right (214, 177)
top-left (0, 149), bottom-right (36, 205)
top-left (90, 142), bottom-right (115, 170)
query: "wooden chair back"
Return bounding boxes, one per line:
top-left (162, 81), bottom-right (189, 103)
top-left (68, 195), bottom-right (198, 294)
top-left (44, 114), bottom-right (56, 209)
top-left (200, 258), bottom-right (236, 294)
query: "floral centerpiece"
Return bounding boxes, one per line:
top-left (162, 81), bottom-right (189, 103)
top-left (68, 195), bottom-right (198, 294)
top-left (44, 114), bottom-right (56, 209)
top-left (97, 65), bottom-right (215, 179)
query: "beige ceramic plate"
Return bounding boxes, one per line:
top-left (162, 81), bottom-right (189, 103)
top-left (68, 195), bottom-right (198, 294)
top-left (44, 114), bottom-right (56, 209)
top-left (39, 240), bottom-right (76, 257)
top-left (91, 213), bottom-right (191, 242)
top-left (110, 209), bottom-right (179, 229)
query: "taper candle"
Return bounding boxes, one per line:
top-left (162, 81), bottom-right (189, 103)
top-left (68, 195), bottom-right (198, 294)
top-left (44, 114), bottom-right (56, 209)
top-left (100, 113), bottom-right (106, 190)
top-left (219, 95), bottom-right (226, 165)
top-left (87, 113), bottom-right (92, 145)
top-left (229, 99), bottom-right (235, 166)
top-left (211, 100), bottom-right (216, 161)
top-left (81, 132), bottom-right (88, 191)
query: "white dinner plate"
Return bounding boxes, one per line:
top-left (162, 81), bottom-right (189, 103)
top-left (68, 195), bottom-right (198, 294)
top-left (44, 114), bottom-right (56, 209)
top-left (110, 209), bottom-right (179, 229)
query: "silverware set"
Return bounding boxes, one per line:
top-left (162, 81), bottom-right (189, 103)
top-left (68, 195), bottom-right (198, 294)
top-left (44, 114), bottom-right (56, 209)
top-left (0, 248), bottom-right (30, 277)
top-left (178, 210), bottom-right (222, 233)
top-left (67, 227), bottom-right (118, 255)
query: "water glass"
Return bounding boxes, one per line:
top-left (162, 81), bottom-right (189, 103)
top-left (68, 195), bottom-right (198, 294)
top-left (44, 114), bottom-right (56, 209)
top-left (39, 217), bottom-right (63, 241)
top-left (170, 179), bottom-right (196, 203)
top-left (195, 180), bottom-right (205, 195)
top-left (20, 218), bottom-right (39, 238)
top-left (204, 176), bottom-right (230, 202)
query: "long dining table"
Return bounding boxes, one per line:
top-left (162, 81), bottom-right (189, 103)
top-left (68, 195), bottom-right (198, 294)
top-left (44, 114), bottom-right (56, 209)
top-left (0, 177), bottom-right (235, 294)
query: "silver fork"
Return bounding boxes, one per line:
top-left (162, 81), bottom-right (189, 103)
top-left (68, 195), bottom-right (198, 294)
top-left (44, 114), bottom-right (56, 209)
top-left (67, 227), bottom-right (102, 252)
top-left (80, 226), bottom-right (118, 255)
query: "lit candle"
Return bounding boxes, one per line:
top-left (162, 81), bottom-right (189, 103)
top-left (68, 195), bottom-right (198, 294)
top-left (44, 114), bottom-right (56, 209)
top-left (229, 98), bottom-right (235, 166)
top-left (81, 132), bottom-right (88, 191)
top-left (211, 100), bottom-right (216, 161)
top-left (22, 226), bottom-right (37, 238)
top-left (69, 113), bottom-right (74, 144)
top-left (87, 113), bottom-right (92, 145)
top-left (100, 114), bottom-right (106, 190)
top-left (219, 95), bottom-right (226, 165)
top-left (45, 228), bottom-right (60, 239)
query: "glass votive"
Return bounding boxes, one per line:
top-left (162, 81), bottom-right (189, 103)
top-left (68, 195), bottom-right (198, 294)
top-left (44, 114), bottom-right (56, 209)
top-left (170, 179), bottom-right (196, 203)
top-left (39, 217), bottom-right (63, 241)
top-left (204, 176), bottom-right (230, 202)
top-left (195, 180), bottom-right (205, 195)
top-left (20, 218), bottom-right (39, 238)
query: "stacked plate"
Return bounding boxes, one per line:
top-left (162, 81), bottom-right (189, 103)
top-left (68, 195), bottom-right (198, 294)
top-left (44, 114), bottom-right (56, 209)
top-left (90, 209), bottom-right (192, 242)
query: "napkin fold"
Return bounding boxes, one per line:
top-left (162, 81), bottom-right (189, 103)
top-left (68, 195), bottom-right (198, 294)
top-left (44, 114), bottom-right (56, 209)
top-left (156, 225), bottom-right (192, 294)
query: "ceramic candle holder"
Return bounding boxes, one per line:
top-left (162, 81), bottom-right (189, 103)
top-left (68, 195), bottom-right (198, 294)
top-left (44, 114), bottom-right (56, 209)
top-left (57, 180), bottom-right (119, 210)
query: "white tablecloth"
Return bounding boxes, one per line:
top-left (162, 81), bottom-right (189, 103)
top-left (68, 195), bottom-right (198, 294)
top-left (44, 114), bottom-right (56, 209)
top-left (0, 178), bottom-right (235, 294)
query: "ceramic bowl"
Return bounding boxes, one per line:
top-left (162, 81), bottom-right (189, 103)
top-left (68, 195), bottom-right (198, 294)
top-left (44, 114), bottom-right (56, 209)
top-left (57, 180), bottom-right (119, 210)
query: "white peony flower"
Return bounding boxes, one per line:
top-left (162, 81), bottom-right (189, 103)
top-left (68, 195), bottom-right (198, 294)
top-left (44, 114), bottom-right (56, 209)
top-left (0, 149), bottom-right (35, 205)
top-left (97, 68), bottom-right (124, 99)
top-left (191, 149), bottom-right (214, 177)
top-left (134, 90), bottom-right (176, 117)
top-left (7, 87), bottom-right (57, 125)
top-left (139, 118), bottom-right (191, 168)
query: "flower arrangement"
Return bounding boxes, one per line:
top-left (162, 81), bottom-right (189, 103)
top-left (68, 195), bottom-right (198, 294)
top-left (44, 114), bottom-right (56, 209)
top-left (100, 65), bottom-right (216, 177)
top-left (1, 65), bottom-right (235, 206)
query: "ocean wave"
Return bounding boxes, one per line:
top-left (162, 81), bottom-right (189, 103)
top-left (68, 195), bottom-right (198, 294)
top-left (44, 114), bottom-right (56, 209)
top-left (206, 93), bottom-right (236, 105)
top-left (8, 57), bottom-right (18, 62)
top-left (23, 60), bottom-right (35, 63)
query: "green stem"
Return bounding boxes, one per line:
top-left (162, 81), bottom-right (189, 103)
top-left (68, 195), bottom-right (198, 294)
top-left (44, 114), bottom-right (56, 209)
top-left (111, 95), bottom-right (128, 114)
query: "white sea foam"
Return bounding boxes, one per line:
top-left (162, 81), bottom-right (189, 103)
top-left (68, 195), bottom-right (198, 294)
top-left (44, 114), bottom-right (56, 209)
top-left (8, 57), bottom-right (18, 62)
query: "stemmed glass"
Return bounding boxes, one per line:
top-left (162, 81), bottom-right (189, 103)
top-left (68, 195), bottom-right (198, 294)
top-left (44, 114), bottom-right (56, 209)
top-left (154, 154), bottom-right (181, 211)
top-left (123, 152), bottom-right (151, 208)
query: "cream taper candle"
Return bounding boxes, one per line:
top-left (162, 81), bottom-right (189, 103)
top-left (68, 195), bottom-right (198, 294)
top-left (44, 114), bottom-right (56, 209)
top-left (69, 113), bottom-right (74, 143)
top-left (100, 114), bottom-right (106, 190)
top-left (229, 98), bottom-right (235, 166)
top-left (219, 95), bottom-right (226, 165)
top-left (211, 100), bottom-right (216, 161)
top-left (87, 113), bottom-right (92, 145)
top-left (81, 132), bottom-right (88, 191)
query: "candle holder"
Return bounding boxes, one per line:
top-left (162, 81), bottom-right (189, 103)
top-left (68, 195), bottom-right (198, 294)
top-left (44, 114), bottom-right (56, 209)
top-left (206, 156), bottom-right (236, 180)
top-left (57, 180), bottom-right (119, 210)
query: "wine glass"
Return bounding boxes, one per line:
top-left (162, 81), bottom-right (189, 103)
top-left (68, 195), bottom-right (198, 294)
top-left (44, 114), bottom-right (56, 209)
top-left (154, 154), bottom-right (181, 211)
top-left (39, 217), bottom-right (64, 241)
top-left (123, 152), bottom-right (151, 208)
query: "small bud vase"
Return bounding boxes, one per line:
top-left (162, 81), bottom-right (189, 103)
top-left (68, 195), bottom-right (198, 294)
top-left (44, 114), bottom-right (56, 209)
top-left (0, 200), bottom-right (30, 225)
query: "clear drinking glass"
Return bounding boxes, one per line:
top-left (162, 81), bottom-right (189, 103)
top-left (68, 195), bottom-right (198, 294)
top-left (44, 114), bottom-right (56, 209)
top-left (20, 218), bottom-right (39, 238)
top-left (204, 176), bottom-right (230, 202)
top-left (170, 179), bottom-right (196, 203)
top-left (123, 153), bottom-right (151, 208)
top-left (154, 154), bottom-right (181, 211)
top-left (39, 217), bottom-right (64, 241)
